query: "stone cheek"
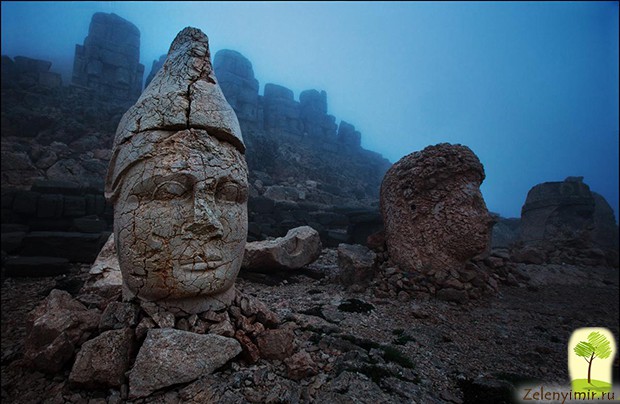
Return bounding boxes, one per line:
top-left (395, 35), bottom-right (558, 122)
top-left (113, 130), bottom-right (248, 314)
top-left (380, 143), bottom-right (492, 275)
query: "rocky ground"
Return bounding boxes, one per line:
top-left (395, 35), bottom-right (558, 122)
top-left (1, 249), bottom-right (619, 403)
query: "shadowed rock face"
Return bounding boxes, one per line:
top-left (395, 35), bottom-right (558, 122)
top-left (519, 176), bottom-right (595, 243)
top-left (380, 143), bottom-right (493, 275)
top-left (105, 27), bottom-right (248, 315)
top-left (71, 12), bottom-right (144, 102)
top-left (517, 177), bottom-right (619, 266)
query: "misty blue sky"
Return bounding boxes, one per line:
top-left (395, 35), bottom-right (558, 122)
top-left (1, 1), bottom-right (618, 221)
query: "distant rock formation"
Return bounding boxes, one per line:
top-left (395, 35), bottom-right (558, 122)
top-left (213, 49), bottom-right (260, 122)
top-left (380, 143), bottom-right (495, 300)
top-left (143, 54), bottom-right (166, 89)
top-left (1, 55), bottom-right (62, 89)
top-left (514, 177), bottom-right (618, 267)
top-left (490, 214), bottom-right (520, 248)
top-left (71, 12), bottom-right (144, 103)
top-left (3, 12), bottom-right (391, 249)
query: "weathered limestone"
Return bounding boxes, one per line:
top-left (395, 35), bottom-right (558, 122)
top-left (23, 289), bottom-right (101, 373)
top-left (263, 83), bottom-right (302, 137)
top-left (515, 177), bottom-right (619, 267)
top-left (337, 121), bottom-right (361, 149)
top-left (72, 12), bottom-right (144, 102)
top-left (242, 226), bottom-right (322, 271)
top-left (105, 27), bottom-right (248, 314)
top-left (128, 329), bottom-right (241, 399)
top-left (1, 56), bottom-right (62, 89)
top-left (68, 328), bottom-right (135, 388)
top-left (214, 49), bottom-right (260, 122)
top-left (380, 143), bottom-right (494, 278)
top-left (519, 176), bottom-right (595, 243)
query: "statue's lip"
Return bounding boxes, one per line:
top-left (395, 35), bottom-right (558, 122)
top-left (178, 256), bottom-right (223, 270)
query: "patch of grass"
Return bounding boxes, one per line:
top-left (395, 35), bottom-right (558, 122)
top-left (391, 328), bottom-right (415, 345)
top-left (335, 333), bottom-right (415, 371)
top-left (338, 298), bottom-right (375, 313)
top-left (393, 334), bottom-right (415, 345)
top-left (357, 364), bottom-right (394, 385)
top-left (337, 333), bottom-right (382, 351)
top-left (307, 289), bottom-right (323, 295)
top-left (381, 346), bottom-right (415, 369)
top-left (392, 328), bottom-right (405, 336)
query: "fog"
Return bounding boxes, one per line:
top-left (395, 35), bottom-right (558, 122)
top-left (1, 1), bottom-right (618, 220)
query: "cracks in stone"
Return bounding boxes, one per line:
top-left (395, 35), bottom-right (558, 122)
top-left (186, 83), bottom-right (192, 129)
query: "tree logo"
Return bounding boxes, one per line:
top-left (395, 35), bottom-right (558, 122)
top-left (569, 328), bottom-right (616, 393)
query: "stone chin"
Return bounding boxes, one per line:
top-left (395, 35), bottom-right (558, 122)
top-left (119, 251), bottom-right (245, 315)
top-left (122, 282), bottom-right (238, 315)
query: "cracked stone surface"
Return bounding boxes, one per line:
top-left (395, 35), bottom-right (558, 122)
top-left (380, 143), bottom-right (495, 277)
top-left (128, 328), bottom-right (241, 399)
top-left (104, 27), bottom-right (248, 315)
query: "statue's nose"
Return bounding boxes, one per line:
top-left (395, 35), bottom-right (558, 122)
top-left (186, 197), bottom-right (223, 237)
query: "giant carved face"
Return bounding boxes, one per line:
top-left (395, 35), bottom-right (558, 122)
top-left (112, 129), bottom-right (248, 313)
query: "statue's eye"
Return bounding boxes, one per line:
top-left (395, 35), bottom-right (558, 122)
top-left (216, 181), bottom-right (247, 203)
top-left (152, 181), bottom-right (190, 200)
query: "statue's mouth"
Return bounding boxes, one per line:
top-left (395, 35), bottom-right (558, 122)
top-left (178, 255), bottom-right (223, 270)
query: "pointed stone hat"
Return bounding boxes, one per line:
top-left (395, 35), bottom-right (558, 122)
top-left (105, 27), bottom-right (245, 200)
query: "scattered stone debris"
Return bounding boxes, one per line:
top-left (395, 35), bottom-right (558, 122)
top-left (1, 248), bottom-right (619, 403)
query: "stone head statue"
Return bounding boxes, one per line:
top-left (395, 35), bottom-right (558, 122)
top-left (380, 143), bottom-right (494, 275)
top-left (105, 27), bottom-right (247, 314)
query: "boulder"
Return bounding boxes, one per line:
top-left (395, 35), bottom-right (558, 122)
top-left (337, 243), bottom-right (377, 287)
top-left (128, 329), bottom-right (241, 399)
top-left (68, 328), bottom-right (135, 388)
top-left (86, 232), bottom-right (123, 289)
top-left (98, 302), bottom-right (140, 331)
top-left (24, 289), bottom-right (101, 373)
top-left (380, 143), bottom-right (493, 277)
top-left (255, 328), bottom-right (295, 360)
top-left (284, 350), bottom-right (319, 381)
top-left (242, 226), bottom-right (322, 271)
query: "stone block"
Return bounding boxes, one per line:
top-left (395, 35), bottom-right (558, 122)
top-left (1, 231), bottom-right (26, 253)
top-left (13, 191), bottom-right (40, 214)
top-left (31, 180), bottom-right (83, 195)
top-left (73, 216), bottom-right (107, 233)
top-left (63, 195), bottom-right (86, 217)
top-left (38, 71), bottom-right (62, 88)
top-left (20, 231), bottom-right (109, 262)
top-left (37, 194), bottom-right (64, 218)
top-left (4, 256), bottom-right (70, 277)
